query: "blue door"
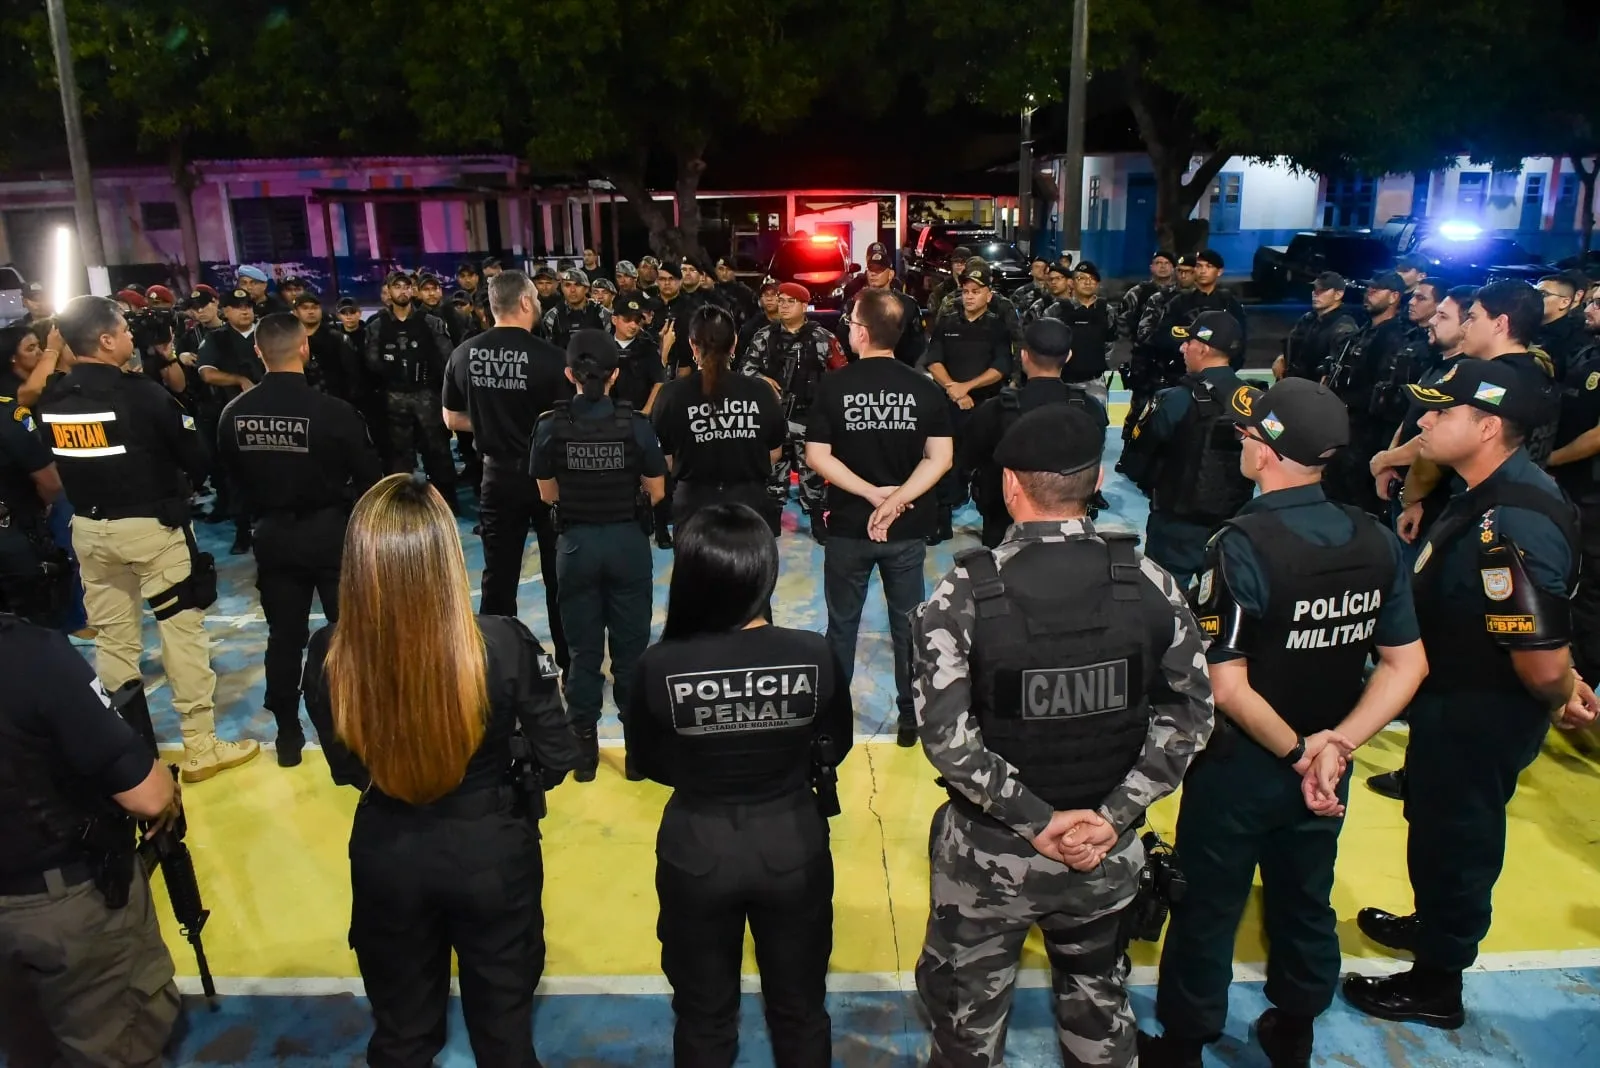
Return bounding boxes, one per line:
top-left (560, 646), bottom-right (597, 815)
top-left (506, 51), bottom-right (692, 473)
top-left (1520, 174), bottom-right (1546, 233)
top-left (1121, 174), bottom-right (1158, 276)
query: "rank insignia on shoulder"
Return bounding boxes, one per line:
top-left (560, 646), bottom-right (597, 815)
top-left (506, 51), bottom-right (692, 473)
top-left (537, 652), bottom-right (560, 680)
top-left (1481, 566), bottom-right (1513, 601)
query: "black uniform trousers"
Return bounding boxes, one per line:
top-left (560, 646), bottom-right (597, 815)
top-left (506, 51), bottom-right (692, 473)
top-left (1571, 502), bottom-right (1600, 682)
top-left (478, 457), bottom-right (568, 670)
top-left (253, 507), bottom-right (346, 734)
top-left (1156, 735), bottom-right (1352, 1041)
top-left (656, 790), bottom-right (833, 1068)
top-left (1404, 690), bottom-right (1548, 972)
top-left (349, 795), bottom-right (545, 1068)
top-left (385, 388), bottom-right (457, 501)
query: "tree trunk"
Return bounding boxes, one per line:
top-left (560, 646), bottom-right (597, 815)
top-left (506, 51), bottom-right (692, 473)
top-left (1574, 153), bottom-right (1598, 254)
top-left (168, 141), bottom-right (202, 291)
top-left (1124, 70), bottom-right (1227, 254)
top-left (670, 145), bottom-right (708, 262)
top-left (605, 159), bottom-right (674, 256)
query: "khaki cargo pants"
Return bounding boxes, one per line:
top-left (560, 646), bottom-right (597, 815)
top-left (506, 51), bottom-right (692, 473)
top-left (0, 871), bottom-right (180, 1067)
top-left (71, 516), bottom-right (215, 737)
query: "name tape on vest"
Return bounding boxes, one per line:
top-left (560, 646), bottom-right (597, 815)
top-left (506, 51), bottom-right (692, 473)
top-left (667, 664), bottom-right (819, 736)
top-left (566, 440), bottom-right (626, 471)
top-left (236, 414), bottom-right (311, 453)
top-left (41, 410), bottom-right (124, 458)
top-left (1021, 660), bottom-right (1129, 720)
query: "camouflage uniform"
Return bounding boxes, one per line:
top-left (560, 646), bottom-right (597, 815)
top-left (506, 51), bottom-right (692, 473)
top-left (912, 518), bottom-right (1214, 1067)
top-left (734, 320), bottom-right (845, 519)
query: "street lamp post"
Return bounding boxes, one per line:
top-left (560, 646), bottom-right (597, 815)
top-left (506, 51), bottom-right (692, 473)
top-left (1018, 99), bottom-right (1036, 257)
top-left (45, 0), bottom-right (110, 297)
top-left (1060, 0), bottom-right (1090, 267)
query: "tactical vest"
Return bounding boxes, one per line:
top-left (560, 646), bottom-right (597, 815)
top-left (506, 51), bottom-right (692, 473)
top-left (546, 401), bottom-right (642, 525)
top-left (1152, 376), bottom-right (1254, 524)
top-left (961, 537), bottom-right (1163, 811)
top-left (1516, 349), bottom-right (1561, 467)
top-left (1412, 479), bottom-right (1578, 695)
top-left (1554, 347), bottom-right (1600, 503)
top-left (40, 372), bottom-right (186, 518)
top-left (374, 313), bottom-right (431, 390)
top-left (975, 386), bottom-right (1095, 512)
top-left (1221, 505), bottom-right (1394, 734)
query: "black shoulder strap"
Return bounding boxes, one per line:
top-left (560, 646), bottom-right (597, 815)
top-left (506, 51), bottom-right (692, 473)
top-left (1104, 534), bottom-right (1142, 602)
top-left (612, 399), bottom-right (635, 433)
top-left (955, 548), bottom-right (1009, 619)
top-left (999, 387), bottom-right (1021, 411)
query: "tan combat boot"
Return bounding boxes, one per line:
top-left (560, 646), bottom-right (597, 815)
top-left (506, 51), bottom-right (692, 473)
top-left (179, 711), bottom-right (262, 783)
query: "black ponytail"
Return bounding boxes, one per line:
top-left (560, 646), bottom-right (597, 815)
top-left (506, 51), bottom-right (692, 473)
top-left (689, 304), bottom-right (737, 398)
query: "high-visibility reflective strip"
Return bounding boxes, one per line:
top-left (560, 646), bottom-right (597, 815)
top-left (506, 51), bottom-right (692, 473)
top-left (51, 445), bottom-right (127, 457)
top-left (41, 411), bottom-right (118, 423)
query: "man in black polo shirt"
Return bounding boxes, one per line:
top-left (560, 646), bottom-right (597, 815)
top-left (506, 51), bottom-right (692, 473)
top-left (442, 271), bottom-right (573, 669)
top-left (196, 288), bottom-right (264, 552)
top-left (807, 289), bottom-right (953, 746)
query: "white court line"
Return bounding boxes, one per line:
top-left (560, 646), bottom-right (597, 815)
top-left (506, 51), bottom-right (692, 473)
top-left (172, 948), bottom-right (1600, 998)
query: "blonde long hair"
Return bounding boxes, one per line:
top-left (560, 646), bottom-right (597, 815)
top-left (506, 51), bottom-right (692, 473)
top-left (325, 474), bottom-right (487, 804)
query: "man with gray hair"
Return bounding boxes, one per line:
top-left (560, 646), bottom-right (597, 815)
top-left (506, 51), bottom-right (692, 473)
top-left (442, 270), bottom-right (574, 669)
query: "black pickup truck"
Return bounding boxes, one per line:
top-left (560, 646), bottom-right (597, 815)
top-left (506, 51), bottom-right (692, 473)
top-left (1251, 231), bottom-right (1394, 301)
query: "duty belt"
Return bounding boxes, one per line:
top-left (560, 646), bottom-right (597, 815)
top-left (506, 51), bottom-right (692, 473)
top-left (79, 501), bottom-right (169, 521)
top-left (0, 859), bottom-right (95, 897)
top-left (362, 784), bottom-right (518, 820)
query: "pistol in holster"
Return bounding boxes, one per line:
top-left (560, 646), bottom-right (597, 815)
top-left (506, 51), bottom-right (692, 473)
top-left (810, 734), bottom-right (841, 818)
top-left (508, 733), bottom-right (547, 821)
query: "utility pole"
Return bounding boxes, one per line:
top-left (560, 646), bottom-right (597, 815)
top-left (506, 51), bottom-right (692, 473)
top-left (1060, 0), bottom-right (1090, 267)
top-left (46, 0), bottom-right (110, 297)
top-left (1018, 100), bottom-right (1035, 256)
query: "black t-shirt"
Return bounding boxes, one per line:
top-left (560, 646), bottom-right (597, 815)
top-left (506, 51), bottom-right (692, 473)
top-left (614, 332), bottom-right (664, 411)
top-left (627, 625), bottom-right (855, 803)
top-left (441, 326), bottom-right (573, 462)
top-left (196, 327), bottom-right (264, 405)
top-left (303, 614), bottom-right (579, 797)
top-left (806, 356), bottom-right (953, 540)
top-left (653, 371), bottom-right (787, 485)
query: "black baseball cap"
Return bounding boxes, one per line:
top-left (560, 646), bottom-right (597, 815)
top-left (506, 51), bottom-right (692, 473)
top-left (1196, 249), bottom-right (1225, 269)
top-left (219, 288), bottom-right (253, 309)
top-left (613, 295), bottom-right (646, 319)
top-left (759, 275), bottom-right (779, 293)
top-left (385, 270), bottom-right (414, 286)
top-left (292, 292), bottom-right (321, 308)
top-left (1312, 271), bottom-right (1347, 293)
top-left (416, 273), bottom-right (443, 288)
top-left (280, 275), bottom-right (305, 288)
top-left (1074, 261), bottom-right (1101, 282)
top-left (533, 266), bottom-right (557, 282)
top-left (866, 242), bottom-right (891, 268)
top-left (1405, 357), bottom-right (1549, 429)
top-left (481, 257), bottom-right (502, 270)
top-left (456, 261), bottom-right (480, 275)
top-left (23, 281), bottom-right (46, 298)
top-left (950, 246), bottom-right (974, 262)
top-left (994, 405), bottom-right (1104, 476)
top-left (336, 297), bottom-right (359, 311)
top-left (1368, 271), bottom-right (1407, 294)
top-left (960, 261), bottom-right (992, 288)
top-left (1226, 379), bottom-right (1349, 466)
top-left (1397, 252), bottom-right (1431, 273)
top-left (448, 289), bottom-right (470, 306)
top-left (567, 328), bottom-right (620, 377)
top-left (1023, 318), bottom-right (1073, 360)
top-left (1172, 310), bottom-right (1243, 355)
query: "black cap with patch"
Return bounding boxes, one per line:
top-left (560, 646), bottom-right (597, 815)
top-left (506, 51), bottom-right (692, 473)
top-left (1196, 249), bottom-right (1225, 269)
top-left (866, 242), bottom-right (891, 268)
top-left (1172, 310), bottom-right (1243, 356)
top-left (960, 261), bottom-right (992, 288)
top-left (993, 404), bottom-right (1104, 476)
top-left (23, 281), bottom-right (45, 297)
top-left (613, 295), bottom-right (646, 319)
top-left (1023, 318), bottom-right (1073, 360)
top-left (1226, 378), bottom-right (1349, 466)
top-left (219, 288), bottom-right (253, 309)
top-left (336, 297), bottom-right (360, 311)
top-left (1312, 271), bottom-right (1347, 293)
top-left (187, 288), bottom-right (216, 308)
top-left (292, 292), bottom-right (322, 308)
top-left (533, 266), bottom-right (557, 282)
top-left (1404, 357), bottom-right (1550, 429)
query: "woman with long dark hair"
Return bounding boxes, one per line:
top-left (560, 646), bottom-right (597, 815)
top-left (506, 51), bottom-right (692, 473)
top-left (651, 305), bottom-right (786, 533)
top-left (628, 503), bottom-right (854, 1067)
top-left (302, 473), bottom-right (576, 1067)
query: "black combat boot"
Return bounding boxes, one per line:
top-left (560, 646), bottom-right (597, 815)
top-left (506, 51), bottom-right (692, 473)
top-left (1366, 768), bottom-right (1406, 799)
top-left (274, 711), bottom-right (305, 768)
top-left (1253, 1008), bottom-right (1313, 1068)
top-left (624, 752), bottom-right (645, 782)
top-left (1356, 907), bottom-right (1420, 952)
top-left (230, 522), bottom-right (252, 556)
top-left (897, 711), bottom-right (917, 748)
top-left (1136, 1031), bottom-right (1203, 1068)
top-left (1342, 966), bottom-right (1465, 1029)
top-left (574, 727), bottom-right (599, 783)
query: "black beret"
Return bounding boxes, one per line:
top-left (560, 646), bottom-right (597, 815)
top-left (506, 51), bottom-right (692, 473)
top-left (993, 405), bottom-right (1104, 476)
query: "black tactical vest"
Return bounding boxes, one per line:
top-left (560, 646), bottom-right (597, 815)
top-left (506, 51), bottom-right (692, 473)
top-left (374, 312), bottom-right (431, 390)
top-left (962, 536), bottom-right (1164, 811)
top-left (1554, 347), bottom-right (1600, 504)
top-left (1221, 505), bottom-right (1394, 735)
top-left (975, 385), bottom-right (1096, 511)
top-left (1152, 376), bottom-right (1254, 524)
top-left (41, 372), bottom-right (187, 518)
top-left (1413, 480), bottom-right (1578, 695)
top-left (546, 401), bottom-right (642, 525)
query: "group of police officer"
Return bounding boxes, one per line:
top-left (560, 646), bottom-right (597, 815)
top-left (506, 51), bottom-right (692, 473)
top-left (4, 237), bottom-right (1600, 1067)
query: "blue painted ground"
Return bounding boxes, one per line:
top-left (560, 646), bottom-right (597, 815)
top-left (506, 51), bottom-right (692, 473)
top-left (163, 969), bottom-right (1600, 1066)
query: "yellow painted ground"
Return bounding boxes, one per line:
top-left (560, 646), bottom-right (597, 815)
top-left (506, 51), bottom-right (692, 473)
top-left (156, 729), bottom-right (1600, 981)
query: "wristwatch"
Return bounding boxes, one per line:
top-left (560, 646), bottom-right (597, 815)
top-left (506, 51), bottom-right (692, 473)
top-left (1281, 736), bottom-right (1306, 767)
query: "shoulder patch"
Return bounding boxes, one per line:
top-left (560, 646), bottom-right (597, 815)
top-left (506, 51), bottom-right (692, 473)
top-left (1197, 568), bottom-right (1215, 604)
top-left (13, 404), bottom-right (30, 422)
top-left (537, 652), bottom-right (560, 679)
top-left (1481, 566), bottom-right (1513, 601)
top-left (181, 414), bottom-right (196, 431)
top-left (1587, 371), bottom-right (1599, 392)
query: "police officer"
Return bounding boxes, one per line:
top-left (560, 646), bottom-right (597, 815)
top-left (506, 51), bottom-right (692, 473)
top-left (591, 277), bottom-right (618, 312)
top-left (1122, 310), bottom-right (1254, 589)
top-left (966, 318), bottom-right (1108, 548)
top-left (628, 503), bottom-right (854, 1066)
top-left (236, 265), bottom-right (288, 317)
top-left (291, 291), bottom-right (361, 403)
top-left (1321, 271), bottom-right (1410, 516)
top-left (542, 268), bottom-right (611, 349)
top-left (1150, 250), bottom-right (1248, 370)
top-left (1145, 379), bottom-right (1427, 1068)
top-left (925, 261), bottom-right (1015, 544)
top-left (738, 277), bottom-right (782, 355)
top-left (927, 245), bottom-right (973, 314)
top-left (1548, 318), bottom-right (1600, 683)
top-left (656, 261), bottom-right (707, 378)
top-left (1129, 256), bottom-right (1199, 427)
top-left (911, 403), bottom-right (1215, 1068)
top-left (531, 266), bottom-right (561, 328)
top-left (441, 270), bottom-right (573, 668)
top-left (40, 296), bottom-right (260, 781)
top-left (0, 613), bottom-right (181, 1066)
top-left (531, 329), bottom-right (667, 781)
top-left (1534, 272), bottom-right (1587, 379)
top-left (366, 271), bottom-right (458, 507)
top-left (733, 282), bottom-right (846, 538)
top-left (1456, 280), bottom-right (1561, 466)
top-left (218, 314), bottom-right (381, 767)
top-left (1344, 358), bottom-right (1597, 1029)
top-left (17, 280), bottom-right (49, 326)
top-left (1116, 250), bottom-right (1178, 351)
top-left (1274, 272), bottom-right (1359, 382)
top-left (196, 287), bottom-right (264, 552)
top-left (1047, 262), bottom-right (1116, 404)
top-left (712, 257), bottom-right (758, 324)
top-left (653, 305), bottom-right (787, 532)
top-left (0, 389), bottom-right (68, 627)
top-left (838, 244), bottom-right (926, 367)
